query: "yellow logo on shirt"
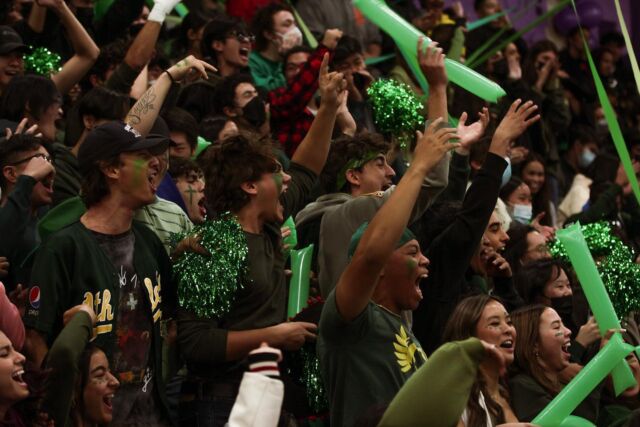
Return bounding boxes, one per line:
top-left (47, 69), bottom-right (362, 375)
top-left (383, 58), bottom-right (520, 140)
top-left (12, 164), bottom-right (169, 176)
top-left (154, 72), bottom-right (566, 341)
top-left (393, 325), bottom-right (427, 373)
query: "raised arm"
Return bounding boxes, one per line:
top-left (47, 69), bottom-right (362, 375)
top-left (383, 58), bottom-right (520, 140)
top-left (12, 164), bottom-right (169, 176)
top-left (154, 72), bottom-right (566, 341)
top-left (125, 56), bottom-right (216, 136)
top-left (335, 119), bottom-right (459, 321)
top-left (418, 37), bottom-right (448, 123)
top-left (43, 0), bottom-right (100, 95)
top-left (290, 53), bottom-right (345, 175)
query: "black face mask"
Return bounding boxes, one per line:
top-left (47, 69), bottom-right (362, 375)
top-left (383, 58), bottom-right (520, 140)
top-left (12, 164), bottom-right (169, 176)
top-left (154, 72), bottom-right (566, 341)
top-left (241, 96), bottom-right (267, 128)
top-left (550, 295), bottom-right (576, 332)
top-left (493, 58), bottom-right (509, 80)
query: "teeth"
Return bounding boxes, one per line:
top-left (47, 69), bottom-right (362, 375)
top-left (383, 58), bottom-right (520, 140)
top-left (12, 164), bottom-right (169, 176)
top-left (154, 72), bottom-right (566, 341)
top-left (12, 369), bottom-right (24, 381)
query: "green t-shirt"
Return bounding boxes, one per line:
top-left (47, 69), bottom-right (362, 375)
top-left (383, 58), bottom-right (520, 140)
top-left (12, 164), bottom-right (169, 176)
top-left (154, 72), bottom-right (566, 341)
top-left (318, 290), bottom-right (427, 427)
top-left (249, 51), bottom-right (286, 91)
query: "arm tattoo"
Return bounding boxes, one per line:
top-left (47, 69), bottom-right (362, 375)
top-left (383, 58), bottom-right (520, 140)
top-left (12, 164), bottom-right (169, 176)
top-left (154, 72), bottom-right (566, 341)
top-left (126, 88), bottom-right (157, 125)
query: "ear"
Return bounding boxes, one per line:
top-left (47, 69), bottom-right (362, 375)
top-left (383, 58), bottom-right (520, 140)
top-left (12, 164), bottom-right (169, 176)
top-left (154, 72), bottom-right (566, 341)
top-left (345, 169), bottom-right (360, 187)
top-left (187, 28), bottom-right (199, 41)
top-left (212, 40), bottom-right (225, 54)
top-left (82, 114), bottom-right (96, 130)
top-left (2, 165), bottom-right (18, 186)
top-left (100, 162), bottom-right (120, 180)
top-left (89, 74), bottom-right (102, 88)
top-left (240, 181), bottom-right (259, 196)
top-left (224, 106), bottom-right (239, 118)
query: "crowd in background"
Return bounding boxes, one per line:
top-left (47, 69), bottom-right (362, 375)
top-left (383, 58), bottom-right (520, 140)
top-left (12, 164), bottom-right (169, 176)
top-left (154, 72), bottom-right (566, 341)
top-left (0, 0), bottom-right (640, 426)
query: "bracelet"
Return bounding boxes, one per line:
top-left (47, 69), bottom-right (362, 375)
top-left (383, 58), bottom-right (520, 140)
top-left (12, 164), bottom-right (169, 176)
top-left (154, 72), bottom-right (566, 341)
top-left (163, 69), bottom-right (176, 83)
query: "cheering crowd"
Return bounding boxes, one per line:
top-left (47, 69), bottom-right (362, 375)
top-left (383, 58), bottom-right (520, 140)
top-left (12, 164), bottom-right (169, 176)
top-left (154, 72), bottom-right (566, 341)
top-left (1, 0), bottom-right (640, 426)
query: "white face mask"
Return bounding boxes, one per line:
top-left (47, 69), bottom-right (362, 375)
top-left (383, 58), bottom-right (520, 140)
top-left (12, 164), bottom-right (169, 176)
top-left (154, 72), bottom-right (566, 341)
top-left (511, 204), bottom-right (532, 224)
top-left (277, 26), bottom-right (303, 50)
top-left (578, 147), bottom-right (596, 169)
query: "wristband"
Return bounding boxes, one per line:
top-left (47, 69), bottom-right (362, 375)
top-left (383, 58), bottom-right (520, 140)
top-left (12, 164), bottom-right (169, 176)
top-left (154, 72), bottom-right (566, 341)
top-left (163, 69), bottom-right (176, 83)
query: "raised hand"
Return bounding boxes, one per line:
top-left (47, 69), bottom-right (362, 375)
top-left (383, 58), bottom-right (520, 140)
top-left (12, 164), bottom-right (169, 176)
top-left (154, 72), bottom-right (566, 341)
top-left (456, 107), bottom-right (490, 155)
top-left (5, 118), bottom-right (41, 139)
top-left (414, 117), bottom-right (459, 172)
top-left (417, 37), bottom-right (447, 88)
top-left (491, 99), bottom-right (540, 157)
top-left (318, 53), bottom-right (347, 110)
top-left (481, 247), bottom-right (512, 278)
top-left (63, 303), bottom-right (97, 327)
top-left (530, 212), bottom-right (555, 241)
top-left (575, 316), bottom-right (601, 348)
top-left (321, 29), bottom-right (343, 50)
top-left (166, 55), bottom-right (217, 83)
top-left (22, 155), bottom-right (55, 182)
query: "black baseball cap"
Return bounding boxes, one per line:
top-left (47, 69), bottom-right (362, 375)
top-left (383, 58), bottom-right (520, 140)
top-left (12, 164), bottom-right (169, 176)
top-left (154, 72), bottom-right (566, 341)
top-left (78, 121), bottom-right (170, 175)
top-left (0, 26), bottom-right (27, 55)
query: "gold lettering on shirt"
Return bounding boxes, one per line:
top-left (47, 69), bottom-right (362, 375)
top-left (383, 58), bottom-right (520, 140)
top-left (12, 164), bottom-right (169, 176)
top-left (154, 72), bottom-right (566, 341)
top-left (144, 275), bottom-right (162, 323)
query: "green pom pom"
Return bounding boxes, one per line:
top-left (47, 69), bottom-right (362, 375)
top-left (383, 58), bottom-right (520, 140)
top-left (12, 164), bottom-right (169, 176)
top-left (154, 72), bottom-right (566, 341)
top-left (367, 79), bottom-right (424, 149)
top-left (550, 221), bottom-right (640, 316)
top-left (23, 47), bottom-right (62, 76)
top-left (173, 213), bottom-right (248, 319)
top-left (287, 343), bottom-right (329, 414)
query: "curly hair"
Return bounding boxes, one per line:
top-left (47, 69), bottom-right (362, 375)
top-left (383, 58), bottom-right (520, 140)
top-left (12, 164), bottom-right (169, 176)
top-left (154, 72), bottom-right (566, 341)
top-left (319, 132), bottom-right (391, 194)
top-left (200, 133), bottom-right (278, 217)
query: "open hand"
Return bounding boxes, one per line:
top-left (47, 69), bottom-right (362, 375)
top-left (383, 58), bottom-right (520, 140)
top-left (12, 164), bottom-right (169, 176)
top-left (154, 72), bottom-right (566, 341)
top-left (414, 117), bottom-right (459, 171)
top-left (5, 118), bottom-right (42, 139)
top-left (456, 107), bottom-right (489, 154)
top-left (491, 99), bottom-right (540, 157)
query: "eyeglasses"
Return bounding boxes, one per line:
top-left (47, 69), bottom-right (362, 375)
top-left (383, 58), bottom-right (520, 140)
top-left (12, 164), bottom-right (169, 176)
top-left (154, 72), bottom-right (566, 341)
top-left (7, 153), bottom-right (52, 166)
top-left (227, 31), bottom-right (255, 44)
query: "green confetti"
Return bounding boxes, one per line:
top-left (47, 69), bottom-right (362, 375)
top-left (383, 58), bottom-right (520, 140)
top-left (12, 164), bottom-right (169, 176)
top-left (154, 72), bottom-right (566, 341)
top-left (173, 213), bottom-right (249, 319)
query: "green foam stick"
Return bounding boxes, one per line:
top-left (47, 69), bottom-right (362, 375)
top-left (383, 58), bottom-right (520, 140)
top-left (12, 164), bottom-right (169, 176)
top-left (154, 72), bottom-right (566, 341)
top-left (571, 2), bottom-right (640, 206)
top-left (193, 136), bottom-right (212, 160)
top-left (468, 0), bottom-right (571, 69)
top-left (466, 8), bottom-right (513, 31)
top-left (283, 216), bottom-right (298, 250)
top-left (464, 1), bottom-right (538, 67)
top-left (398, 44), bottom-right (430, 96)
top-left (614, 0), bottom-right (640, 96)
top-left (365, 53), bottom-right (396, 66)
top-left (287, 245), bottom-right (313, 318)
top-left (286, 0), bottom-right (318, 48)
top-left (557, 224), bottom-right (636, 395)
top-left (533, 333), bottom-right (633, 426)
top-left (354, 0), bottom-right (506, 103)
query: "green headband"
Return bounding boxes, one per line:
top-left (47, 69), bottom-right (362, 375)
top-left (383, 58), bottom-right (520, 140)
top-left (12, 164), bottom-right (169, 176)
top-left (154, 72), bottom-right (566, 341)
top-left (336, 151), bottom-right (383, 192)
top-left (348, 222), bottom-right (417, 258)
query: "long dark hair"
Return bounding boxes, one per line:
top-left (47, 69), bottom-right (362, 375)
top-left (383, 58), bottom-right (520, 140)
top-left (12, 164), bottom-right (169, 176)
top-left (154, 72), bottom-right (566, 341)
top-left (70, 343), bottom-right (104, 426)
top-left (519, 153), bottom-right (553, 226)
top-left (510, 305), bottom-right (562, 394)
top-left (514, 259), bottom-right (568, 304)
top-left (442, 295), bottom-right (508, 427)
top-left (503, 224), bottom-right (537, 277)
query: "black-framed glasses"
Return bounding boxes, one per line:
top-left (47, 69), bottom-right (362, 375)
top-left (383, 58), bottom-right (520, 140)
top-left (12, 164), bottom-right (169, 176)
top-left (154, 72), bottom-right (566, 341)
top-left (227, 31), bottom-right (255, 44)
top-left (7, 153), bottom-right (52, 166)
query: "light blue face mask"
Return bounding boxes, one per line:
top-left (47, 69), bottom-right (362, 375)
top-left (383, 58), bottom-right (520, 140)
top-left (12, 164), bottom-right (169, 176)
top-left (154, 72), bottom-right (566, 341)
top-left (501, 156), bottom-right (512, 188)
top-left (511, 204), bottom-right (533, 224)
top-left (578, 148), bottom-right (596, 169)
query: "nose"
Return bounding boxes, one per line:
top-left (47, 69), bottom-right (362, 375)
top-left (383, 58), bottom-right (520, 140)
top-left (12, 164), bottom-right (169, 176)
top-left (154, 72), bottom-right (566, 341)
top-left (500, 229), bottom-right (510, 243)
top-left (564, 325), bottom-right (572, 338)
top-left (385, 163), bottom-right (396, 178)
top-left (282, 171), bottom-right (292, 185)
top-left (108, 372), bottom-right (120, 389)
top-left (14, 350), bottom-right (26, 365)
top-left (418, 252), bottom-right (430, 267)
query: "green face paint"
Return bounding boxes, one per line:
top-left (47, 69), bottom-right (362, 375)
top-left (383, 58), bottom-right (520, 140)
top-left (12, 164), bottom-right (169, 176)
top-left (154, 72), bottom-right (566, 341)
top-left (185, 184), bottom-right (197, 206)
top-left (133, 159), bottom-right (146, 187)
top-left (406, 258), bottom-right (418, 277)
top-left (273, 172), bottom-right (283, 194)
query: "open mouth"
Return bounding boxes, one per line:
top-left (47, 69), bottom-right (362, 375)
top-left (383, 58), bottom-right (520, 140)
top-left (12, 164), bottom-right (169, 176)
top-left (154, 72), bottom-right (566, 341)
top-left (103, 393), bottom-right (114, 411)
top-left (561, 341), bottom-right (571, 354)
top-left (499, 339), bottom-right (514, 349)
top-left (197, 196), bottom-right (206, 217)
top-left (11, 369), bottom-right (27, 387)
top-left (239, 47), bottom-right (250, 59)
top-left (147, 170), bottom-right (158, 191)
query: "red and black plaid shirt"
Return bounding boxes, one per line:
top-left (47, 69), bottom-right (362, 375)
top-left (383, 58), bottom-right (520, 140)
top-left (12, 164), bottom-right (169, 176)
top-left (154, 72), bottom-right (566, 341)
top-left (269, 45), bottom-right (330, 157)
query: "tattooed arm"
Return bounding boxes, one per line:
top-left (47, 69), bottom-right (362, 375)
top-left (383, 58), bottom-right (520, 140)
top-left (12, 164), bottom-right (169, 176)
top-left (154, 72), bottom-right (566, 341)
top-left (125, 56), bottom-right (216, 136)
